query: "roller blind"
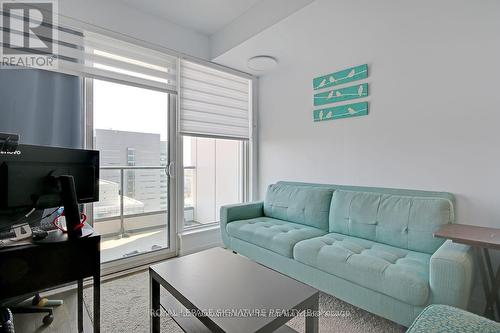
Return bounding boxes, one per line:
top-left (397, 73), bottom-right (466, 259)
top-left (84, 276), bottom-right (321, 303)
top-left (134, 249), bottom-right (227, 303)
top-left (180, 59), bottom-right (251, 139)
top-left (1, 10), bottom-right (177, 92)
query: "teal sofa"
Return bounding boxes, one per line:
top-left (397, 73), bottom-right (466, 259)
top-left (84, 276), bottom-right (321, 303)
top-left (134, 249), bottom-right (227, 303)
top-left (220, 182), bottom-right (474, 326)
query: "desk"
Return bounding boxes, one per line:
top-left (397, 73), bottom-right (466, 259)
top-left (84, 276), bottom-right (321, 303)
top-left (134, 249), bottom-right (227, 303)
top-left (0, 230), bottom-right (100, 332)
top-left (434, 224), bottom-right (500, 321)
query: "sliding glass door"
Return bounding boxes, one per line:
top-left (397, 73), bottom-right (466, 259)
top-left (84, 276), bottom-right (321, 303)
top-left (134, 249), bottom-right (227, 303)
top-left (0, 7), bottom-right (253, 272)
top-left (87, 79), bottom-right (177, 265)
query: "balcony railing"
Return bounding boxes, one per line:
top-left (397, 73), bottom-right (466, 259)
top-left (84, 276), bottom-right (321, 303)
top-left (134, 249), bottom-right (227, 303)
top-left (94, 165), bottom-right (195, 238)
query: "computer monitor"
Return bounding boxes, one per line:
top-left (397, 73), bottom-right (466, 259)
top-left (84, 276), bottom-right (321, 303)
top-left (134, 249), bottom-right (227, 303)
top-left (0, 143), bottom-right (99, 239)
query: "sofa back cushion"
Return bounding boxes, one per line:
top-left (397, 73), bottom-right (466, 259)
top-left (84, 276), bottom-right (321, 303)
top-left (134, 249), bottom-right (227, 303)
top-left (329, 190), bottom-right (455, 254)
top-left (264, 184), bottom-right (333, 231)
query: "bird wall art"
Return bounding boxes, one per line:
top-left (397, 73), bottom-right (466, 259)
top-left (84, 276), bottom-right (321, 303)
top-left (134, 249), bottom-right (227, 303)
top-left (313, 102), bottom-right (368, 121)
top-left (314, 83), bottom-right (368, 106)
top-left (312, 64), bottom-right (369, 122)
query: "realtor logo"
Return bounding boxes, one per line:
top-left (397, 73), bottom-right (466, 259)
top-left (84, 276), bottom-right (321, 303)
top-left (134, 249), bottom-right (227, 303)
top-left (1, 0), bottom-right (58, 68)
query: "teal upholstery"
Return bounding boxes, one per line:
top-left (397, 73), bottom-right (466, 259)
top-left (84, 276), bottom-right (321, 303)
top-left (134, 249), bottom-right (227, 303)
top-left (276, 181), bottom-right (456, 203)
top-left (293, 233), bottom-right (430, 306)
top-left (220, 201), bottom-right (264, 223)
top-left (230, 236), bottom-right (424, 326)
top-left (220, 201), bottom-right (264, 247)
top-left (220, 181), bottom-right (474, 327)
top-left (264, 184), bottom-right (333, 230)
top-left (329, 190), bottom-right (454, 254)
top-left (407, 304), bottom-right (500, 333)
top-left (226, 217), bottom-right (326, 258)
top-left (429, 240), bottom-right (474, 307)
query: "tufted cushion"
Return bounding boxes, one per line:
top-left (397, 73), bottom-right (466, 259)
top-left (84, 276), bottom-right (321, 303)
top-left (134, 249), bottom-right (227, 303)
top-left (329, 190), bottom-right (454, 254)
top-left (294, 233), bottom-right (431, 306)
top-left (226, 217), bottom-right (326, 258)
top-left (263, 184), bottom-right (333, 230)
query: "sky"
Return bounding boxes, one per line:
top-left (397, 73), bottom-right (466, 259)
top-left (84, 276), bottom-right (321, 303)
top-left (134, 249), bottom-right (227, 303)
top-left (93, 79), bottom-right (169, 141)
top-left (93, 79), bottom-right (194, 165)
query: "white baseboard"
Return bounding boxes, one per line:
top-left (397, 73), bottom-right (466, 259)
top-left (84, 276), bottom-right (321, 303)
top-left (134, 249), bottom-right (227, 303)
top-left (179, 225), bottom-right (223, 256)
top-left (179, 241), bottom-right (222, 256)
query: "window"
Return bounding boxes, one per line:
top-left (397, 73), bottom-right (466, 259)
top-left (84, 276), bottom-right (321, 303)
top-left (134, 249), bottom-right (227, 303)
top-left (1, 7), bottom-right (254, 266)
top-left (183, 136), bottom-right (244, 228)
top-left (179, 59), bottom-right (252, 229)
top-left (91, 79), bottom-right (171, 262)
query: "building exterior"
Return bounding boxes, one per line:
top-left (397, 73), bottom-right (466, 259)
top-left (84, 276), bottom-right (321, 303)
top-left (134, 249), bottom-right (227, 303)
top-left (95, 179), bottom-right (145, 218)
top-left (93, 129), bottom-right (241, 235)
top-left (94, 129), bottom-right (168, 220)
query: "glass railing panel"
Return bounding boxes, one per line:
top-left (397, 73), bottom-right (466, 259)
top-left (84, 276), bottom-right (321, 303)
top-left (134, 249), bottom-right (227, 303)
top-left (94, 166), bottom-right (169, 262)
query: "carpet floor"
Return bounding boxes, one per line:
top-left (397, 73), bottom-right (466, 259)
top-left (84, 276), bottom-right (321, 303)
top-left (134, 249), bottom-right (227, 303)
top-left (83, 271), bottom-right (406, 333)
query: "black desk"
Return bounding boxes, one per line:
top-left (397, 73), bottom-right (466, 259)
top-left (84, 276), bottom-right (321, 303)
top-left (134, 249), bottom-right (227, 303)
top-left (0, 230), bottom-right (100, 332)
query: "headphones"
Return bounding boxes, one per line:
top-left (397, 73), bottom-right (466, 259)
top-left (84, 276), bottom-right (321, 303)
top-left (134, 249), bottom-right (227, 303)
top-left (52, 210), bottom-right (87, 233)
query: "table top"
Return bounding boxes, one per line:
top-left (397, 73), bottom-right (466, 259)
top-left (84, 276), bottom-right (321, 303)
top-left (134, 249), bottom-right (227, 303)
top-left (0, 226), bottom-right (100, 252)
top-left (434, 224), bottom-right (500, 250)
top-left (150, 247), bottom-right (318, 333)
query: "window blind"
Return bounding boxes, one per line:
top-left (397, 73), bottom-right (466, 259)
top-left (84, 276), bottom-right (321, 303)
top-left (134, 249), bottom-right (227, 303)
top-left (1, 11), bottom-right (177, 92)
top-left (180, 59), bottom-right (251, 140)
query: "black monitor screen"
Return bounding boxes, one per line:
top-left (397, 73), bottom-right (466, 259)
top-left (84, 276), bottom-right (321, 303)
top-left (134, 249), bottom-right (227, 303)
top-left (0, 144), bottom-right (99, 210)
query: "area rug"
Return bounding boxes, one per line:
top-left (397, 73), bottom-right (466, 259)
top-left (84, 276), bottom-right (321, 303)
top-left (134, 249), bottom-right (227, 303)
top-left (83, 270), bottom-right (405, 333)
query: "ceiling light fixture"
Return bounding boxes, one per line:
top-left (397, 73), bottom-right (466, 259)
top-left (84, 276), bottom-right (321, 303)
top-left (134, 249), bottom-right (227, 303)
top-left (247, 56), bottom-right (278, 72)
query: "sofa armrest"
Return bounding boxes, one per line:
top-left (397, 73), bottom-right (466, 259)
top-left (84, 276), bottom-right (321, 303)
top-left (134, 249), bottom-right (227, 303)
top-left (429, 240), bottom-right (474, 308)
top-left (221, 201), bottom-right (264, 224)
top-left (219, 201), bottom-right (264, 248)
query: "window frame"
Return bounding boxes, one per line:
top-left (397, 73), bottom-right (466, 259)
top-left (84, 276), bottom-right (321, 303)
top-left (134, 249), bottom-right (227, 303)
top-left (180, 137), bottom-right (249, 231)
top-left (4, 12), bottom-right (257, 273)
top-left (79, 34), bottom-right (256, 271)
top-left (177, 55), bottom-right (256, 232)
top-left (84, 77), bottom-right (179, 273)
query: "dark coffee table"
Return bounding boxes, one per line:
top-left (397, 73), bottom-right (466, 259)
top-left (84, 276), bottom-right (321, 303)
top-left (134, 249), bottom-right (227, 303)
top-left (149, 247), bottom-right (319, 333)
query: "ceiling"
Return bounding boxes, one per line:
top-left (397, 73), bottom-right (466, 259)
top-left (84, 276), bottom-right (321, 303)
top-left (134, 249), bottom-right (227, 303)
top-left (116, 0), bottom-right (263, 35)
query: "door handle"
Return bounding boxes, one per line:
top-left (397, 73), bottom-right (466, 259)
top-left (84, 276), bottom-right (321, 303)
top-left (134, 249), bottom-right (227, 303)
top-left (167, 161), bottom-right (175, 178)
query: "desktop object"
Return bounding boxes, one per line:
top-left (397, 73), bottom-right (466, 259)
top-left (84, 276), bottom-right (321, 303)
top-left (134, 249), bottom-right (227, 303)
top-left (0, 133), bottom-right (19, 153)
top-left (0, 139), bottom-right (101, 332)
top-left (0, 142), bottom-right (99, 240)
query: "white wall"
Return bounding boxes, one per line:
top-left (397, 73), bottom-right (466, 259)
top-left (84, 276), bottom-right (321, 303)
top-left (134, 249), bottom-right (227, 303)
top-left (234, 0), bottom-right (500, 312)
top-left (210, 0), bottom-right (314, 58)
top-left (255, 0), bottom-right (500, 229)
top-left (58, 0), bottom-right (210, 59)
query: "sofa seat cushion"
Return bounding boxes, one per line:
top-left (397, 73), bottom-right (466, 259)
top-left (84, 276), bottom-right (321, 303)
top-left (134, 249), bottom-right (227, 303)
top-left (293, 233), bottom-right (431, 306)
top-left (226, 217), bottom-right (326, 258)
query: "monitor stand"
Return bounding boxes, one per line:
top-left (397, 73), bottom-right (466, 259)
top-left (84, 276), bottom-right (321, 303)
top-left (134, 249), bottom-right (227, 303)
top-left (58, 175), bottom-right (83, 239)
top-left (35, 175), bottom-right (94, 244)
